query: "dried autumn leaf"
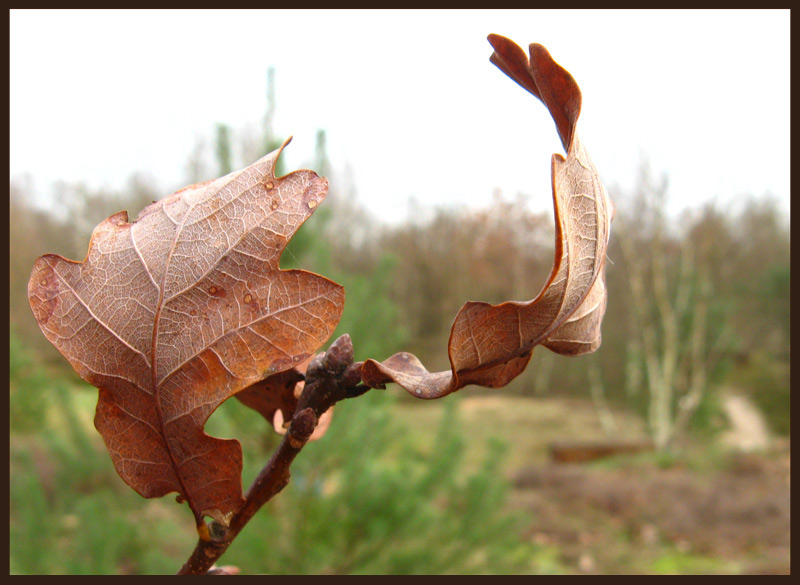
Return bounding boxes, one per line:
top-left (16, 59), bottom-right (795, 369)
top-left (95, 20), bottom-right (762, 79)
top-left (27, 139), bottom-right (344, 526)
top-left (362, 36), bottom-right (613, 398)
top-left (234, 364), bottom-right (306, 431)
top-left (272, 400), bottom-right (334, 442)
top-left (235, 355), bottom-right (334, 441)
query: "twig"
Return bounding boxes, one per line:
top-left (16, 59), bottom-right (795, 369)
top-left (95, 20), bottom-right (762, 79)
top-left (177, 334), bottom-right (367, 575)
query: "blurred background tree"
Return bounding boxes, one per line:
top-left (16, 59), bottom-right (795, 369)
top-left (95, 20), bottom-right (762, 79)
top-left (215, 123), bottom-right (234, 176)
top-left (610, 164), bottom-right (733, 450)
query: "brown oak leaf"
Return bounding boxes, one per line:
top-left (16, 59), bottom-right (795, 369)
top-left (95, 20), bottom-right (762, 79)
top-left (27, 138), bottom-right (344, 526)
top-left (362, 36), bottom-right (614, 398)
top-left (235, 355), bottom-right (334, 441)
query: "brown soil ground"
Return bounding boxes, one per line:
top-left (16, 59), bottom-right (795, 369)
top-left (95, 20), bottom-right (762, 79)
top-left (510, 446), bottom-right (790, 574)
top-left (399, 394), bottom-right (791, 575)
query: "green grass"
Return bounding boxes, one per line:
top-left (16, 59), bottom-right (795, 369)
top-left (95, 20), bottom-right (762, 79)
top-left (649, 550), bottom-right (741, 575)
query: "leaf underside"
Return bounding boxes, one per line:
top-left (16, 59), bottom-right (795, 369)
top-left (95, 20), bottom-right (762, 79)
top-left (362, 35), bottom-right (614, 399)
top-left (28, 139), bottom-right (344, 525)
top-left (234, 354), bottom-right (334, 441)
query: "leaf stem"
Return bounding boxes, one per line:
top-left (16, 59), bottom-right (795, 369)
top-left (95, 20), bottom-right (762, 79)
top-left (176, 334), bottom-right (367, 575)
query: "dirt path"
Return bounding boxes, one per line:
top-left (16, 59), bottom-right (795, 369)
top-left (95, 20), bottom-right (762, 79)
top-left (720, 392), bottom-right (771, 452)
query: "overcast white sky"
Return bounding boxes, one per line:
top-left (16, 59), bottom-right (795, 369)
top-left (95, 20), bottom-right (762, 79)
top-left (10, 9), bottom-right (790, 224)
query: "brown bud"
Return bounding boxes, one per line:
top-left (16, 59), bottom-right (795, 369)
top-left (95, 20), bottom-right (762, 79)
top-left (322, 334), bottom-right (354, 375)
top-left (288, 407), bottom-right (317, 447)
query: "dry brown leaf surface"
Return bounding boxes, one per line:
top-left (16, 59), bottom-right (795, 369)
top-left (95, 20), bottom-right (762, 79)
top-left (28, 140), bottom-right (344, 525)
top-left (361, 36), bottom-right (614, 398)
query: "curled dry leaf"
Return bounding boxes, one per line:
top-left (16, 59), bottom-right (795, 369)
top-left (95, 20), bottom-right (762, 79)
top-left (27, 139), bottom-right (344, 526)
top-left (272, 400), bottom-right (334, 442)
top-left (206, 564), bottom-right (241, 575)
top-left (362, 36), bottom-right (614, 399)
top-left (234, 362), bottom-right (306, 431)
top-left (235, 355), bottom-right (334, 441)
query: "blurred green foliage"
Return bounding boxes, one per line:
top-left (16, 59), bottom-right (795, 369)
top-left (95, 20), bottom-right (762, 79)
top-left (10, 333), bottom-right (552, 574)
top-left (216, 393), bottom-right (548, 574)
top-left (215, 123), bottom-right (233, 176)
top-left (10, 333), bottom-right (187, 574)
top-left (10, 328), bottom-right (49, 433)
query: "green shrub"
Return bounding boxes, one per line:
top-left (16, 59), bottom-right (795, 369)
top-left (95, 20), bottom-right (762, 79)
top-left (9, 328), bottom-right (50, 433)
top-left (215, 392), bottom-right (546, 574)
top-left (10, 379), bottom-right (189, 574)
top-left (12, 353), bottom-right (550, 574)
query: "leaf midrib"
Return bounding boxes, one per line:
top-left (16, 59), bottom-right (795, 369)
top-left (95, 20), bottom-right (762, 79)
top-left (150, 193), bottom-right (199, 521)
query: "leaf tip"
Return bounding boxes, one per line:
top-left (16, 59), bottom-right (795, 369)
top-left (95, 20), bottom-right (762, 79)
top-left (271, 135), bottom-right (295, 180)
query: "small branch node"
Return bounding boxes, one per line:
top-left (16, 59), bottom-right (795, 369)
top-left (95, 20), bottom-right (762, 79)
top-left (289, 407), bottom-right (317, 447)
